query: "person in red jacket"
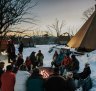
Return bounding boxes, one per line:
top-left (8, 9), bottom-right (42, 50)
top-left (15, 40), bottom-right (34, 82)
top-left (60, 53), bottom-right (72, 75)
top-left (1, 65), bottom-right (16, 91)
top-left (61, 53), bottom-right (72, 70)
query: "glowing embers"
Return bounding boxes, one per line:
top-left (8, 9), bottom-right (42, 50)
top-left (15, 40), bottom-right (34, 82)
top-left (40, 69), bottom-right (49, 78)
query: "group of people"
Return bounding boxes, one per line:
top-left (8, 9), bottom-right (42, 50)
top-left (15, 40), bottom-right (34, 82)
top-left (51, 50), bottom-right (92, 91)
top-left (0, 40), bottom-right (92, 91)
top-left (29, 50), bottom-right (44, 69)
top-left (0, 62), bottom-right (92, 91)
top-left (51, 50), bottom-right (79, 74)
top-left (7, 40), bottom-right (24, 63)
top-left (6, 39), bottom-right (44, 71)
top-left (11, 50), bottom-right (44, 72)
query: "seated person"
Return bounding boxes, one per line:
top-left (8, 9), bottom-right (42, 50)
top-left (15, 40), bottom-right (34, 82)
top-left (45, 72), bottom-right (66, 91)
top-left (79, 63), bottom-right (92, 91)
top-left (73, 62), bottom-right (91, 80)
top-left (79, 62), bottom-right (91, 79)
top-left (73, 62), bottom-right (92, 91)
top-left (26, 68), bottom-right (45, 91)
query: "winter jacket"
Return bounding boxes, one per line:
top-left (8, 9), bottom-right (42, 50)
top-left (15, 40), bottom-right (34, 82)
top-left (30, 54), bottom-right (37, 63)
top-left (25, 59), bottom-right (32, 66)
top-left (30, 53), bottom-right (38, 68)
top-left (14, 70), bottom-right (30, 91)
top-left (70, 58), bottom-right (79, 72)
top-left (55, 53), bottom-right (64, 65)
top-left (16, 57), bottom-right (24, 67)
top-left (1, 71), bottom-right (15, 91)
top-left (18, 43), bottom-right (24, 53)
top-left (7, 43), bottom-right (16, 60)
top-left (61, 56), bottom-right (72, 67)
top-left (80, 66), bottom-right (91, 79)
top-left (26, 75), bottom-right (45, 91)
top-left (45, 75), bottom-right (66, 91)
top-left (53, 52), bottom-right (58, 61)
top-left (36, 53), bottom-right (44, 66)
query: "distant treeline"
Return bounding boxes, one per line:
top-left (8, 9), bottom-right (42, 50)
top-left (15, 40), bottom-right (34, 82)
top-left (0, 35), bottom-right (70, 47)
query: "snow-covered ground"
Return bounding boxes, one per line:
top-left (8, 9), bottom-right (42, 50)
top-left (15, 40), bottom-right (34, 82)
top-left (1, 45), bottom-right (96, 91)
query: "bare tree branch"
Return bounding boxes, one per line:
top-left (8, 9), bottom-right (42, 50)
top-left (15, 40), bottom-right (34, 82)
top-left (47, 18), bottom-right (65, 37)
top-left (0, 0), bottom-right (39, 37)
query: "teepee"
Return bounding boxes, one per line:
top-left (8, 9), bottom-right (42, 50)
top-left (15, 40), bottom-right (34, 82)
top-left (67, 5), bottom-right (96, 51)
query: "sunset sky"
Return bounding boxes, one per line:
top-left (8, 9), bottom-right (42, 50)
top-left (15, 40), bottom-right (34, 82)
top-left (12, 0), bottom-right (95, 34)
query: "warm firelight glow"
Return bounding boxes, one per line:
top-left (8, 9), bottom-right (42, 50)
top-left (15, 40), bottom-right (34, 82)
top-left (40, 70), bottom-right (49, 78)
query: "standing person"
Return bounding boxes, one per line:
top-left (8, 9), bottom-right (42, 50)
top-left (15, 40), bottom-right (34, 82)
top-left (7, 40), bottom-right (12, 63)
top-left (70, 55), bottom-right (79, 73)
top-left (11, 41), bottom-right (16, 61)
top-left (60, 53), bottom-right (71, 75)
top-left (61, 53), bottom-right (72, 70)
top-left (51, 51), bottom-right (58, 68)
top-left (55, 50), bottom-right (64, 67)
top-left (30, 51), bottom-right (37, 69)
top-left (7, 40), bottom-right (16, 63)
top-left (0, 62), bottom-right (5, 89)
top-left (14, 64), bottom-right (30, 91)
top-left (16, 53), bottom-right (24, 68)
top-left (26, 68), bottom-right (45, 91)
top-left (36, 50), bottom-right (44, 67)
top-left (1, 65), bottom-right (16, 91)
top-left (18, 41), bottom-right (24, 54)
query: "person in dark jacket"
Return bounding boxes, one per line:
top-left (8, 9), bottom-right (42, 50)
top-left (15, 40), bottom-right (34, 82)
top-left (7, 40), bottom-right (16, 63)
top-left (45, 76), bottom-right (66, 91)
top-left (30, 51), bottom-right (37, 69)
top-left (45, 67), bottom-right (66, 91)
top-left (11, 41), bottom-right (16, 61)
top-left (0, 62), bottom-right (5, 89)
top-left (26, 68), bottom-right (45, 91)
top-left (79, 63), bottom-right (91, 79)
top-left (7, 40), bottom-right (12, 63)
top-left (0, 62), bottom-right (5, 76)
top-left (73, 62), bottom-right (91, 80)
top-left (18, 41), bottom-right (24, 54)
top-left (16, 53), bottom-right (24, 68)
top-left (36, 50), bottom-right (44, 67)
top-left (51, 51), bottom-right (58, 68)
top-left (69, 55), bottom-right (79, 72)
top-left (79, 63), bottom-right (92, 91)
